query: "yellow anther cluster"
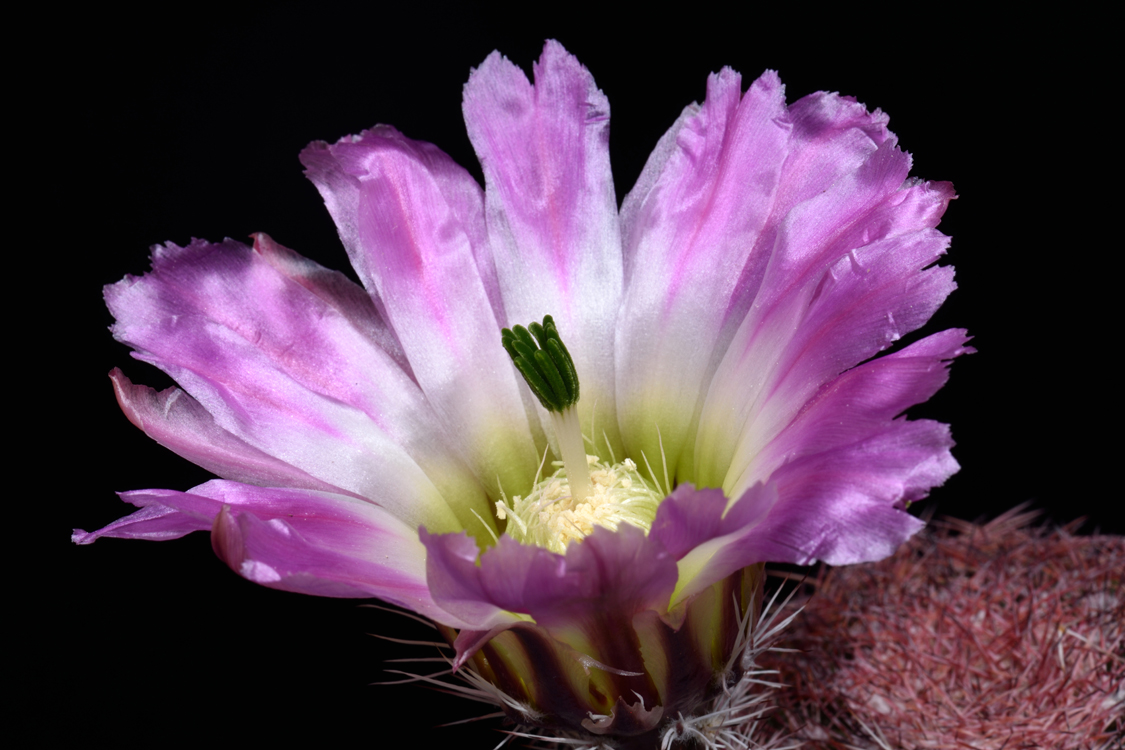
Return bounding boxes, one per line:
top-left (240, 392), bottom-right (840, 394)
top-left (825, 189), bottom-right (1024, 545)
top-left (497, 456), bottom-right (662, 554)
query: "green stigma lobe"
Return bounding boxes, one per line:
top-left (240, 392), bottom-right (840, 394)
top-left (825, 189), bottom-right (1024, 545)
top-left (501, 315), bottom-right (579, 412)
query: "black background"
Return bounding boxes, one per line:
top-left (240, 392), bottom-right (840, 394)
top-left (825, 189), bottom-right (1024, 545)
top-left (40, 4), bottom-right (1112, 744)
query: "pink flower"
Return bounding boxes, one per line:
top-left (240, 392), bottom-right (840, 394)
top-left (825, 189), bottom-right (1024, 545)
top-left (76, 41), bottom-right (968, 745)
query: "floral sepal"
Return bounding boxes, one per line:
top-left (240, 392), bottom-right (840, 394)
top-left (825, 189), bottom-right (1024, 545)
top-left (425, 523), bottom-right (764, 747)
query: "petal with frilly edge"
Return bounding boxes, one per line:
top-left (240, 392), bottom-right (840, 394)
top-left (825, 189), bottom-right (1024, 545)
top-left (463, 40), bottom-right (624, 462)
top-left (617, 79), bottom-right (899, 490)
top-left (673, 330), bottom-right (971, 588)
top-left (694, 138), bottom-right (957, 493)
top-left (106, 237), bottom-right (491, 537)
top-left (724, 225), bottom-right (961, 496)
top-left (301, 128), bottom-right (540, 501)
top-left (647, 330), bottom-right (968, 603)
top-left (76, 480), bottom-right (476, 628)
top-left (747, 330), bottom-right (971, 562)
top-left (721, 214), bottom-right (957, 497)
top-left (617, 69), bottom-right (790, 487)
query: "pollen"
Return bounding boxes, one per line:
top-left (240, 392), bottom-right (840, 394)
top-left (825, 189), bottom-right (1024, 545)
top-left (498, 456), bottom-right (662, 554)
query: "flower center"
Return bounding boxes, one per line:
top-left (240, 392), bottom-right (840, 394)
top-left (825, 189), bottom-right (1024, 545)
top-left (495, 455), bottom-right (662, 554)
top-left (500, 315), bottom-right (662, 552)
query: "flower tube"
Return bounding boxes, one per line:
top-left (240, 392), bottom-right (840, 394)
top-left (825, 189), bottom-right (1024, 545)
top-left (76, 40), bottom-right (968, 747)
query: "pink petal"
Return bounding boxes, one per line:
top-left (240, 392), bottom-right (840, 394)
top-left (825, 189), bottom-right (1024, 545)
top-left (78, 480), bottom-right (473, 627)
top-left (750, 328), bottom-right (972, 485)
top-left (301, 127), bottom-right (540, 500)
top-left (643, 331), bottom-right (969, 594)
top-left (738, 330), bottom-right (971, 565)
top-left (484, 526), bottom-right (677, 627)
top-left (106, 237), bottom-right (489, 535)
top-left (110, 368), bottom-right (347, 495)
top-left (463, 40), bottom-right (624, 460)
top-left (648, 483), bottom-right (775, 561)
top-left (729, 220), bottom-right (955, 490)
top-left (616, 69), bottom-right (790, 483)
top-left (773, 90), bottom-right (894, 213)
top-left (617, 79), bottom-right (901, 489)
top-left (422, 524), bottom-right (678, 667)
top-left (696, 140), bottom-right (957, 491)
top-left (648, 482), bottom-right (778, 604)
top-left (251, 232), bottom-right (414, 378)
top-left (72, 497), bottom-right (211, 543)
top-left (418, 529), bottom-right (527, 638)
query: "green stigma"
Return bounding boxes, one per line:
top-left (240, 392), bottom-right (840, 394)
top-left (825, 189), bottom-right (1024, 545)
top-left (502, 315), bottom-right (590, 503)
top-left (501, 315), bottom-right (579, 412)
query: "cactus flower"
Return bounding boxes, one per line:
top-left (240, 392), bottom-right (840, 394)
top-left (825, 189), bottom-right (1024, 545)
top-left (76, 40), bottom-right (968, 748)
